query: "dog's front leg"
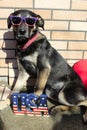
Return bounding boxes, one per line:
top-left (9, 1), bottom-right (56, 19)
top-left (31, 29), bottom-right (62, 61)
top-left (13, 61), bottom-right (29, 93)
top-left (35, 67), bottom-right (51, 96)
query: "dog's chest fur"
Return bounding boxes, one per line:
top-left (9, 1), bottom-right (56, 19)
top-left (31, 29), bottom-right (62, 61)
top-left (23, 51), bottom-right (38, 66)
top-left (17, 36), bottom-right (45, 75)
top-left (17, 48), bottom-right (39, 76)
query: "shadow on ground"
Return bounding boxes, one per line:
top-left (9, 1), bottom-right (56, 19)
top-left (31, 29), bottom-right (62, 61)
top-left (0, 105), bottom-right (87, 130)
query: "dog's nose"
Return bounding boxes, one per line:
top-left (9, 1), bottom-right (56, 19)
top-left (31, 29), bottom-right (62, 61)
top-left (19, 29), bottom-right (26, 35)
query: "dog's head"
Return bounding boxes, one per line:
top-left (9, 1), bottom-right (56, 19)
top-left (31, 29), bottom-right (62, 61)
top-left (7, 10), bottom-right (44, 43)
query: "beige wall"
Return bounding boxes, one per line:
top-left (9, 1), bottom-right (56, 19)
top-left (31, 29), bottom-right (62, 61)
top-left (0, 0), bottom-right (87, 85)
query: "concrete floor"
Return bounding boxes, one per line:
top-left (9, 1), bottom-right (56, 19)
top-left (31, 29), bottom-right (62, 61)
top-left (0, 104), bottom-right (87, 130)
top-left (0, 80), bottom-right (87, 130)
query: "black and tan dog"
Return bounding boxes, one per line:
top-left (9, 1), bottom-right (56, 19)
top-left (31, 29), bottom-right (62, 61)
top-left (7, 9), bottom-right (87, 123)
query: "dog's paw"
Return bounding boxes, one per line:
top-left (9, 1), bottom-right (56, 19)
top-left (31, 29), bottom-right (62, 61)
top-left (34, 90), bottom-right (42, 96)
top-left (50, 106), bottom-right (61, 116)
top-left (50, 105), bottom-right (70, 116)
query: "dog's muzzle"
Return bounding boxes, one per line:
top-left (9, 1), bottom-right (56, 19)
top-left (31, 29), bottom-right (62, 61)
top-left (16, 35), bottom-right (29, 43)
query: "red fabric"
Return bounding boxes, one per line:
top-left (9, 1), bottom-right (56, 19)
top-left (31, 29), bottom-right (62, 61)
top-left (22, 32), bottom-right (38, 50)
top-left (73, 60), bottom-right (87, 89)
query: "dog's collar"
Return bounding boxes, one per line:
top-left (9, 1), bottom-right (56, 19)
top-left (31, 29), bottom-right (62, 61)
top-left (22, 32), bottom-right (38, 50)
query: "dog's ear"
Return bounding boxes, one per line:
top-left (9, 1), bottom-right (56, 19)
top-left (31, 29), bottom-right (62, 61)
top-left (7, 13), bottom-right (13, 29)
top-left (37, 15), bottom-right (44, 30)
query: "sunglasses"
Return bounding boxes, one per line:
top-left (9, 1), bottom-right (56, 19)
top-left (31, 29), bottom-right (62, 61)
top-left (10, 16), bottom-right (38, 26)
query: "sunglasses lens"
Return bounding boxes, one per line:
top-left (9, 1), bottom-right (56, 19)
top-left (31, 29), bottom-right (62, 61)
top-left (11, 17), bottom-right (21, 25)
top-left (26, 18), bottom-right (36, 26)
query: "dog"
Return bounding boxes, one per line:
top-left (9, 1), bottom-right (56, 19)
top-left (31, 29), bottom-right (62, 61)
top-left (7, 9), bottom-right (87, 123)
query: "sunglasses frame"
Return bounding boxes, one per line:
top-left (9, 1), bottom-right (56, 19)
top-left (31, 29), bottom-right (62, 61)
top-left (10, 15), bottom-right (38, 26)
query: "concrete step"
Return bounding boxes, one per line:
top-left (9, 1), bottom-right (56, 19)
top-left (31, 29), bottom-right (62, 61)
top-left (0, 105), bottom-right (87, 130)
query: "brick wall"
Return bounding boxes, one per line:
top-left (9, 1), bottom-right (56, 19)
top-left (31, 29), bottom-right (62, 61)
top-left (0, 0), bottom-right (87, 86)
